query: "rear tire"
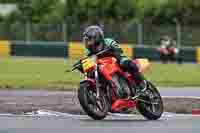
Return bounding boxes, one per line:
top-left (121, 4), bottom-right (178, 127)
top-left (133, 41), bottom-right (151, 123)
top-left (78, 82), bottom-right (109, 120)
top-left (137, 81), bottom-right (163, 120)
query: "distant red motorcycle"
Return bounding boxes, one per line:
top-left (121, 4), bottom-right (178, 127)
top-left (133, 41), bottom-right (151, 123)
top-left (157, 46), bottom-right (179, 63)
top-left (72, 49), bottom-right (163, 120)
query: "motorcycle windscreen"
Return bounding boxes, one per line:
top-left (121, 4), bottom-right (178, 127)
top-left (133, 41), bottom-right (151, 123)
top-left (133, 59), bottom-right (150, 73)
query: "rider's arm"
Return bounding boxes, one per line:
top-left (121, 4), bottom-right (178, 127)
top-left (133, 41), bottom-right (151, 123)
top-left (85, 48), bottom-right (92, 56)
top-left (105, 38), bottom-right (123, 58)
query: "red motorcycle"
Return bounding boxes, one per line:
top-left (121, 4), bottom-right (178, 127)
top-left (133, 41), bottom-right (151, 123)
top-left (72, 49), bottom-right (163, 120)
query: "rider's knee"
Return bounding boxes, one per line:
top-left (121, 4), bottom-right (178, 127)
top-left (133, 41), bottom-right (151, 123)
top-left (128, 60), bottom-right (139, 73)
top-left (120, 58), bottom-right (139, 73)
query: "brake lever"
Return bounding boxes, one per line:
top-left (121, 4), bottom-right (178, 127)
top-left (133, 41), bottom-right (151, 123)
top-left (65, 69), bottom-right (72, 72)
top-left (65, 66), bottom-right (77, 72)
top-left (66, 63), bottom-right (82, 73)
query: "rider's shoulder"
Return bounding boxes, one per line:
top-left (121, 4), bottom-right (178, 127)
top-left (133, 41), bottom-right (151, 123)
top-left (104, 38), bottom-right (117, 45)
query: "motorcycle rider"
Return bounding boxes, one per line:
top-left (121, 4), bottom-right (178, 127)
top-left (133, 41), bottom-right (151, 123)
top-left (82, 25), bottom-right (147, 98)
top-left (157, 35), bottom-right (179, 63)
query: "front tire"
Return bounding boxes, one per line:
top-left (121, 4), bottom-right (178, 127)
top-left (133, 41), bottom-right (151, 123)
top-left (78, 82), bottom-right (109, 120)
top-left (137, 81), bottom-right (163, 120)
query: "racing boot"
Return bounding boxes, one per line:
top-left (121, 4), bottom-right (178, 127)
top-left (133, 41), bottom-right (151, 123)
top-left (135, 80), bottom-right (147, 96)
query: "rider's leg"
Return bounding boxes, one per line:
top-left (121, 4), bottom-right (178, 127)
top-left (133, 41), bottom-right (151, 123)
top-left (119, 57), bottom-right (147, 94)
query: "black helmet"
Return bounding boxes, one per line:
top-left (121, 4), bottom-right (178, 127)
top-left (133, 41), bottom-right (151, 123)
top-left (83, 25), bottom-right (104, 49)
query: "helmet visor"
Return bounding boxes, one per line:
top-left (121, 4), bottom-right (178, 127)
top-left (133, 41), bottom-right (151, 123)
top-left (83, 35), bottom-right (95, 48)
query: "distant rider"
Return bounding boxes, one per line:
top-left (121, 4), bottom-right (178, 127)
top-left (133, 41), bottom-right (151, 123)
top-left (157, 35), bottom-right (179, 63)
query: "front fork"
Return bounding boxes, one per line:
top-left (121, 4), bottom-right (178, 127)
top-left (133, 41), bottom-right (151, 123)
top-left (94, 64), bottom-right (100, 98)
top-left (84, 64), bottom-right (100, 98)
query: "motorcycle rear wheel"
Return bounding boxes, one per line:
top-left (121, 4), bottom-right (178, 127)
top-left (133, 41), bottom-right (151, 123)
top-left (137, 81), bottom-right (163, 120)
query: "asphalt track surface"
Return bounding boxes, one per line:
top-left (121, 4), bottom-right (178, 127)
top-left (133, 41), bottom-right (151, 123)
top-left (159, 87), bottom-right (200, 97)
top-left (0, 113), bottom-right (199, 133)
top-left (0, 87), bottom-right (199, 97)
top-left (0, 87), bottom-right (199, 133)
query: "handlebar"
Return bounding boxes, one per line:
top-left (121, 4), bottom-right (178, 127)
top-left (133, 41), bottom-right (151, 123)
top-left (70, 48), bottom-right (111, 72)
top-left (65, 49), bottom-right (111, 72)
top-left (95, 48), bottom-right (111, 56)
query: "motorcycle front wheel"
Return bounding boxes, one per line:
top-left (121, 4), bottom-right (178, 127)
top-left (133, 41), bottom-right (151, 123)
top-left (78, 82), bottom-right (109, 120)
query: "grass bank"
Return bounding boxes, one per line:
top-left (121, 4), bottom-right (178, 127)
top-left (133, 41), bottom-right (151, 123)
top-left (0, 57), bottom-right (199, 90)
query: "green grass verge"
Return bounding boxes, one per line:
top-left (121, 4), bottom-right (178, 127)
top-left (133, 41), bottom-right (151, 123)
top-left (0, 57), bottom-right (200, 90)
